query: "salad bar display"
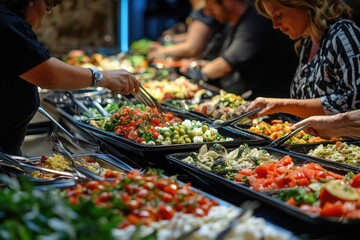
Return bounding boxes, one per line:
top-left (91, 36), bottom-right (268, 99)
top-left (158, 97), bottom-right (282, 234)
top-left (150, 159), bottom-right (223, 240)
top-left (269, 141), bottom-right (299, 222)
top-left (2, 48), bottom-right (359, 239)
top-left (166, 144), bottom-right (360, 225)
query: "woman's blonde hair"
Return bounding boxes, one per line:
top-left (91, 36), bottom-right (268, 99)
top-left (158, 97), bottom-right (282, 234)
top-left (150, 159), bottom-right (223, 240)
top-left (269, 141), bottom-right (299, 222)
top-left (254, 0), bottom-right (352, 39)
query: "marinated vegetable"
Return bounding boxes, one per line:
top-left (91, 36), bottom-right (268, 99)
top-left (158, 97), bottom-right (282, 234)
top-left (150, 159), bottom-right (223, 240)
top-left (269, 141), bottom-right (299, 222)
top-left (308, 141), bottom-right (360, 165)
top-left (249, 120), bottom-right (336, 144)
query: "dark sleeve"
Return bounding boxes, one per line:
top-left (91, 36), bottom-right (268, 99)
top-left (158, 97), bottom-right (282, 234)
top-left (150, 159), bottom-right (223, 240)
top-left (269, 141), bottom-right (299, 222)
top-left (189, 8), bottom-right (219, 28)
top-left (0, 16), bottom-right (50, 78)
top-left (221, 10), bottom-right (273, 71)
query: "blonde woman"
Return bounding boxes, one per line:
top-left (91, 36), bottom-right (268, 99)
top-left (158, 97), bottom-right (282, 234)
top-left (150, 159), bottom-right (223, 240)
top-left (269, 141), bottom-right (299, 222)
top-left (246, 0), bottom-right (360, 118)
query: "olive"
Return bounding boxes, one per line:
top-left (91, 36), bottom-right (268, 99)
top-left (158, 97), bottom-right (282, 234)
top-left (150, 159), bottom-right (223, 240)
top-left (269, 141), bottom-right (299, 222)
top-left (187, 130), bottom-right (195, 138)
top-left (202, 125), bottom-right (209, 132)
top-left (163, 131), bottom-right (171, 138)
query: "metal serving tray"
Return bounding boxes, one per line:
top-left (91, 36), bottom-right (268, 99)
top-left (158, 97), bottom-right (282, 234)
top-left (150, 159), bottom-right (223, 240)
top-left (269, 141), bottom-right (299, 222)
top-left (165, 146), bottom-right (360, 226)
top-left (0, 153), bottom-right (133, 187)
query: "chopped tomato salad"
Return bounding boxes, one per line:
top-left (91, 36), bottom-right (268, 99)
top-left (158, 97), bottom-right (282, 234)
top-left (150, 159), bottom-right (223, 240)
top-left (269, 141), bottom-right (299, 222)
top-left (65, 169), bottom-right (219, 228)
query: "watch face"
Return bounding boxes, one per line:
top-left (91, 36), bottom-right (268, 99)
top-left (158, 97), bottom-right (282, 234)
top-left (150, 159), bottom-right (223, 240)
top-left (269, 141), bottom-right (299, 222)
top-left (94, 71), bottom-right (102, 80)
top-left (92, 68), bottom-right (103, 86)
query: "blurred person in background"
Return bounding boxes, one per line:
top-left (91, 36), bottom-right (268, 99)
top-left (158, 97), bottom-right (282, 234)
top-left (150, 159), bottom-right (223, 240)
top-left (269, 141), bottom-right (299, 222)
top-left (147, 6), bottom-right (224, 61)
top-left (179, 0), bottom-right (298, 100)
top-left (148, 0), bottom-right (224, 62)
top-left (0, 0), bottom-right (140, 156)
top-left (159, 0), bottom-right (207, 43)
top-left (246, 0), bottom-right (360, 118)
top-left (291, 109), bottom-right (360, 138)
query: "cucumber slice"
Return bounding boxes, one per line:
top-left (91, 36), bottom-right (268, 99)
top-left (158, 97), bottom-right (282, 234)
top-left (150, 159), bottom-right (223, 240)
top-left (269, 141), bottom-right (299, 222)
top-left (324, 180), bottom-right (360, 201)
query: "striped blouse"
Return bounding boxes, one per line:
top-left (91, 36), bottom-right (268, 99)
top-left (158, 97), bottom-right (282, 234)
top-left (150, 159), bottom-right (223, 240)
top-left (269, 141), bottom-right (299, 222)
top-left (290, 19), bottom-right (360, 114)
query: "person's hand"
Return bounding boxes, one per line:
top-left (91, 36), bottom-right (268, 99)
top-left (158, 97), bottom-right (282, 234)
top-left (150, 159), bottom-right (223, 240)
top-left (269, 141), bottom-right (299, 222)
top-left (149, 41), bottom-right (161, 51)
top-left (291, 115), bottom-right (337, 138)
top-left (246, 97), bottom-right (286, 117)
top-left (147, 48), bottom-right (165, 61)
top-left (291, 111), bottom-right (360, 138)
top-left (102, 69), bottom-right (140, 95)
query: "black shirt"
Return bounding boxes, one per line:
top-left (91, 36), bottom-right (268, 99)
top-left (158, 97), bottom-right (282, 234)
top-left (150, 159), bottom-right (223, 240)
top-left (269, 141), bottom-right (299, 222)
top-left (214, 6), bottom-right (298, 99)
top-left (0, 4), bottom-right (50, 155)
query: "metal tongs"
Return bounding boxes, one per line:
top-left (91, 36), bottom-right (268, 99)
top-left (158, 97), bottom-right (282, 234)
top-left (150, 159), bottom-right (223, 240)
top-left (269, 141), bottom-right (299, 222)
top-left (214, 200), bottom-right (260, 240)
top-left (132, 85), bottom-right (167, 115)
top-left (0, 152), bottom-right (75, 179)
top-left (267, 123), bottom-right (311, 148)
top-left (212, 108), bottom-right (261, 127)
top-left (38, 107), bottom-right (99, 151)
top-left (51, 132), bottom-right (88, 182)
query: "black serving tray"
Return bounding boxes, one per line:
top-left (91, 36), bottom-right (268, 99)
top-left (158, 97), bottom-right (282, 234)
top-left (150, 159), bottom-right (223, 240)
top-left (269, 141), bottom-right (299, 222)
top-left (233, 113), bottom-right (344, 147)
top-left (285, 140), bottom-right (360, 172)
top-left (165, 145), bottom-right (360, 226)
top-left (75, 118), bottom-right (265, 166)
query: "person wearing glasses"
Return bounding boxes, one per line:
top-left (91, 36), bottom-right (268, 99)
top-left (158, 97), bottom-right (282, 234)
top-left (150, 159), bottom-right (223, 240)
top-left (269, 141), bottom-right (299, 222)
top-left (246, 0), bottom-right (360, 119)
top-left (0, 0), bottom-right (140, 155)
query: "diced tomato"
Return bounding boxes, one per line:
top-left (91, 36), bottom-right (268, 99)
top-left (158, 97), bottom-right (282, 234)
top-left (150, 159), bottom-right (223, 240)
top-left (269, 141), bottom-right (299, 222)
top-left (127, 214), bottom-right (141, 225)
top-left (277, 155), bottom-right (294, 167)
top-left (161, 192), bottom-right (173, 202)
top-left (158, 205), bottom-right (174, 220)
top-left (326, 171), bottom-right (344, 180)
top-left (302, 169), bottom-right (315, 180)
top-left (296, 178), bottom-right (310, 186)
top-left (271, 119), bottom-right (284, 124)
top-left (318, 188), bottom-right (342, 206)
top-left (286, 197), bottom-right (297, 206)
top-left (255, 164), bottom-right (269, 178)
top-left (345, 209), bottom-right (360, 219)
top-left (320, 202), bottom-right (344, 217)
top-left (304, 162), bottom-right (324, 171)
top-left (350, 173), bottom-right (360, 188)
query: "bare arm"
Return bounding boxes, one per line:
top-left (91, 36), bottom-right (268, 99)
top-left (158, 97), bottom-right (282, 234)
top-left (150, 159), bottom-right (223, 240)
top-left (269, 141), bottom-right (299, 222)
top-left (291, 110), bottom-right (360, 138)
top-left (20, 57), bottom-right (139, 95)
top-left (201, 57), bottom-right (233, 80)
top-left (246, 97), bottom-right (325, 119)
top-left (148, 20), bottom-right (212, 60)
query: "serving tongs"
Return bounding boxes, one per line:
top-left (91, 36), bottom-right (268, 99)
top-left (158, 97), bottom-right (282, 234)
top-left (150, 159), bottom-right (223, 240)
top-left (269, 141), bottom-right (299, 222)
top-left (38, 107), bottom-right (99, 151)
top-left (267, 123), bottom-right (311, 148)
top-left (65, 91), bottom-right (94, 117)
top-left (0, 152), bottom-right (75, 179)
top-left (84, 96), bottom-right (111, 117)
top-left (51, 132), bottom-right (88, 182)
top-left (211, 107), bottom-right (261, 127)
top-left (214, 200), bottom-right (260, 240)
top-left (132, 85), bottom-right (167, 115)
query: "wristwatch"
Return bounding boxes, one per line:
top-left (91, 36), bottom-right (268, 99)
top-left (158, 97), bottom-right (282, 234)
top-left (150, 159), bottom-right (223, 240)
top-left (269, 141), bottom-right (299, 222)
top-left (89, 67), bottom-right (103, 87)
